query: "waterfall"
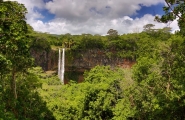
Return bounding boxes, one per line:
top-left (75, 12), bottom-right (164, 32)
top-left (61, 48), bottom-right (65, 83)
top-left (58, 48), bottom-right (65, 84)
top-left (58, 48), bottom-right (61, 79)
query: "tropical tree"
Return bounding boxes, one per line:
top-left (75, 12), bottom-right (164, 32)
top-left (131, 35), bottom-right (185, 119)
top-left (107, 29), bottom-right (118, 40)
top-left (143, 24), bottom-right (155, 32)
top-left (41, 66), bottom-right (132, 119)
top-left (107, 29), bottom-right (118, 36)
top-left (0, 0), bottom-right (33, 99)
top-left (155, 0), bottom-right (185, 35)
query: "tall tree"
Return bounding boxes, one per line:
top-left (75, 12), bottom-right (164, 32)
top-left (0, 1), bottom-right (33, 99)
top-left (143, 24), bottom-right (155, 32)
top-left (155, 0), bottom-right (185, 35)
top-left (131, 35), bottom-right (185, 119)
top-left (143, 24), bottom-right (155, 30)
top-left (107, 29), bottom-right (118, 36)
top-left (107, 29), bottom-right (118, 40)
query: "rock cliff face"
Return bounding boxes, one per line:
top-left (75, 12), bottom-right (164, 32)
top-left (31, 49), bottom-right (135, 70)
top-left (30, 49), bottom-right (58, 71)
top-left (66, 49), bottom-right (135, 70)
top-left (30, 48), bottom-right (135, 83)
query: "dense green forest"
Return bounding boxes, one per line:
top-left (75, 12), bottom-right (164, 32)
top-left (1, 0), bottom-right (185, 119)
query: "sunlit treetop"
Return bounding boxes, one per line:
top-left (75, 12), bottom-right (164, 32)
top-left (155, 0), bottom-right (185, 35)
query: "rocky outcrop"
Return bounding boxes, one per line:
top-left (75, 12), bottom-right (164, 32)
top-left (30, 48), bottom-right (135, 83)
top-left (30, 48), bottom-right (135, 71)
top-left (66, 49), bottom-right (135, 69)
top-left (30, 49), bottom-right (58, 71)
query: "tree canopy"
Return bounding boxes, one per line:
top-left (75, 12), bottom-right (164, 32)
top-left (1, 0), bottom-right (185, 119)
top-left (155, 0), bottom-right (185, 35)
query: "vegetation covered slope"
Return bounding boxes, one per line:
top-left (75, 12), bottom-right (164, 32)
top-left (1, 0), bottom-right (185, 119)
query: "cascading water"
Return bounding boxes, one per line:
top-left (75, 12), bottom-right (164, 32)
top-left (61, 48), bottom-right (65, 83)
top-left (58, 48), bottom-right (61, 79)
top-left (58, 48), bottom-right (65, 84)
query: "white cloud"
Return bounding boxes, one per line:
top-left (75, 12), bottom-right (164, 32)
top-left (5, 0), bottom-right (179, 35)
top-left (30, 14), bottom-right (170, 35)
top-left (5, 0), bottom-right (45, 21)
top-left (45, 0), bottom-right (164, 21)
top-left (169, 19), bottom-right (180, 33)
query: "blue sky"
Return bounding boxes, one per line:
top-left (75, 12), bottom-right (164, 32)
top-left (37, 2), bottom-right (165, 22)
top-left (7, 0), bottom-right (179, 35)
top-left (132, 3), bottom-right (165, 18)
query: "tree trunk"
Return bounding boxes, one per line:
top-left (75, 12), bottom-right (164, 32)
top-left (1, 74), bottom-right (5, 94)
top-left (11, 70), bottom-right (17, 99)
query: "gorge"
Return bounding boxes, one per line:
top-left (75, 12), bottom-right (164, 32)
top-left (31, 47), bottom-right (135, 83)
top-left (58, 48), bottom-right (65, 84)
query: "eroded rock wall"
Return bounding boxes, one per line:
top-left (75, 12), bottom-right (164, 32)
top-left (30, 48), bottom-right (135, 83)
top-left (30, 49), bottom-right (58, 71)
top-left (30, 48), bottom-right (135, 71)
top-left (67, 49), bottom-right (135, 70)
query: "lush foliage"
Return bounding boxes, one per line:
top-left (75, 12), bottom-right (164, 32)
top-left (0, 1), bottom-right (54, 119)
top-left (1, 0), bottom-right (185, 119)
top-left (40, 66), bottom-right (133, 120)
top-left (38, 30), bottom-right (185, 119)
top-left (155, 0), bottom-right (185, 35)
top-left (131, 35), bottom-right (185, 119)
top-left (0, 0), bottom-right (33, 100)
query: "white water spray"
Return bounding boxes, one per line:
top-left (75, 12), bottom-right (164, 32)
top-left (58, 48), bottom-right (61, 78)
top-left (61, 48), bottom-right (65, 83)
top-left (58, 48), bottom-right (65, 84)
